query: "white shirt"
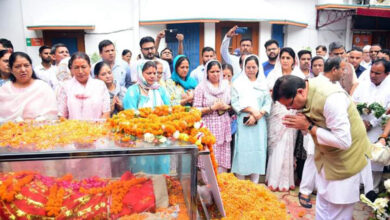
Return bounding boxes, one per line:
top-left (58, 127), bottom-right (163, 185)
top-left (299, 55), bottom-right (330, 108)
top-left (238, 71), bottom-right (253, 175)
top-left (361, 60), bottom-right (371, 69)
top-left (189, 64), bottom-right (205, 83)
top-left (34, 63), bottom-right (58, 89)
top-left (314, 89), bottom-right (372, 203)
top-left (352, 76), bottom-right (390, 171)
top-left (358, 68), bottom-right (371, 83)
top-left (130, 58), bottom-right (171, 83)
top-left (220, 36), bottom-right (241, 75)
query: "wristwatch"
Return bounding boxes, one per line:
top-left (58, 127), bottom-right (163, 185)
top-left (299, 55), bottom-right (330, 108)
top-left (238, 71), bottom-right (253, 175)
top-left (308, 123), bottom-right (315, 132)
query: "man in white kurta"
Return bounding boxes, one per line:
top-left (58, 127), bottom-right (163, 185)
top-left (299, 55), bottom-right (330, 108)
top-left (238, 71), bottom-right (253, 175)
top-left (273, 74), bottom-right (373, 220)
top-left (189, 47), bottom-right (215, 83)
top-left (352, 59), bottom-right (390, 192)
top-left (220, 25), bottom-right (253, 75)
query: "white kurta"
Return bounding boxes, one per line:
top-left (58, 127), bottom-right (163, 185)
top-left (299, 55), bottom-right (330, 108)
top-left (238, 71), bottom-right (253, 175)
top-left (189, 64), bottom-right (205, 83)
top-left (34, 63), bottom-right (58, 89)
top-left (315, 92), bottom-right (373, 202)
top-left (352, 76), bottom-right (390, 171)
top-left (220, 36), bottom-right (241, 75)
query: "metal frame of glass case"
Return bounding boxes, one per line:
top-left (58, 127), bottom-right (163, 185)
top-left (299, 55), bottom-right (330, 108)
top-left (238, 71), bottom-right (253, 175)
top-left (0, 143), bottom-right (199, 219)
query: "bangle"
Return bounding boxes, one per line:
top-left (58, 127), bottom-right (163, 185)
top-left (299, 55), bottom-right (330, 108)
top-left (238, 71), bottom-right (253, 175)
top-left (378, 135), bottom-right (387, 141)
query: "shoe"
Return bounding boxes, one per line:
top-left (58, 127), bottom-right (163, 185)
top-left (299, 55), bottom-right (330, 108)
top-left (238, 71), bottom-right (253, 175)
top-left (298, 192), bottom-right (312, 209)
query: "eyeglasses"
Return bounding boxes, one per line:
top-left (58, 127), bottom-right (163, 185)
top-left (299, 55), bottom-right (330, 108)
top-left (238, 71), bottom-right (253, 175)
top-left (141, 46), bottom-right (155, 51)
top-left (162, 51), bottom-right (172, 55)
top-left (287, 96), bottom-right (296, 108)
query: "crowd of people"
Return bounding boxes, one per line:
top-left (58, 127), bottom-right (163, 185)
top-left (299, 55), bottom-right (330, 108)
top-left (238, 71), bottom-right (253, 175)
top-left (1, 24), bottom-right (390, 219)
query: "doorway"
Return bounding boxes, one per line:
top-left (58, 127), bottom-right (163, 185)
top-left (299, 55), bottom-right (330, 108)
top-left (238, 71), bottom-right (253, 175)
top-left (215, 22), bottom-right (259, 63)
top-left (42, 30), bottom-right (85, 55)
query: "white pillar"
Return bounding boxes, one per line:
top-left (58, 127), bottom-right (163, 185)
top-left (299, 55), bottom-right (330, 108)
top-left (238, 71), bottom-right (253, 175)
top-left (204, 22), bottom-right (216, 49)
top-left (259, 22), bottom-right (272, 63)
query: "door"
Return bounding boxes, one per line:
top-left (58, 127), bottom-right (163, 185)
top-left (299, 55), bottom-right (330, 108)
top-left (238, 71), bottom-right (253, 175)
top-left (167, 23), bottom-right (203, 72)
top-left (43, 30), bottom-right (85, 56)
top-left (215, 22), bottom-right (259, 63)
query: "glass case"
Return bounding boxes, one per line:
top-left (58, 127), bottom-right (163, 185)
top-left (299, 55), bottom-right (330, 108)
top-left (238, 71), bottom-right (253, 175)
top-left (0, 139), bottom-right (198, 219)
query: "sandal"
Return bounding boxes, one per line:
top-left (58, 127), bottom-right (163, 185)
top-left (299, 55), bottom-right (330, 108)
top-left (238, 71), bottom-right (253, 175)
top-left (298, 192), bottom-right (312, 209)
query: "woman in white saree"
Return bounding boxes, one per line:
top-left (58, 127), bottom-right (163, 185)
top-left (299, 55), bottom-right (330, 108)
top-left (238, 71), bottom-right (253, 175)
top-left (266, 47), bottom-right (305, 191)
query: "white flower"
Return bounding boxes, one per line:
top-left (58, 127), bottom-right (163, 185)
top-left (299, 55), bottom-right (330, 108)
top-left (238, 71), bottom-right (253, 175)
top-left (373, 198), bottom-right (389, 217)
top-left (134, 110), bottom-right (140, 116)
top-left (144, 133), bottom-right (155, 143)
top-left (159, 136), bottom-right (167, 143)
top-left (384, 179), bottom-right (390, 192)
top-left (173, 131), bottom-right (180, 139)
top-left (194, 122), bottom-right (201, 129)
top-left (362, 108), bottom-right (370, 115)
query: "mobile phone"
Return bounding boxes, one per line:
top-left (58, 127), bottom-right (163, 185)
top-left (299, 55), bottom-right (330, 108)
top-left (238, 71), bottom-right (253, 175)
top-left (243, 116), bottom-right (257, 124)
top-left (235, 27), bottom-right (248, 34)
top-left (165, 29), bottom-right (179, 43)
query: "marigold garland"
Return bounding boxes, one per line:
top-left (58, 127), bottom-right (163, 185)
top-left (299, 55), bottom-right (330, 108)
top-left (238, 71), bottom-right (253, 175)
top-left (0, 120), bottom-right (108, 149)
top-left (109, 105), bottom-right (219, 174)
top-left (216, 173), bottom-right (289, 220)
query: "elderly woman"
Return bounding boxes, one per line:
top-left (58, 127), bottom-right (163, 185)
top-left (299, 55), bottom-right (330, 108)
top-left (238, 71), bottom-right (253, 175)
top-left (58, 52), bottom-right (110, 120)
top-left (57, 52), bottom-right (111, 178)
top-left (194, 60), bottom-right (231, 173)
top-left (123, 60), bottom-right (170, 109)
top-left (231, 55), bottom-right (272, 183)
top-left (94, 61), bottom-right (126, 116)
top-left (0, 52), bottom-right (57, 122)
top-left (123, 60), bottom-right (170, 174)
top-left (165, 55), bottom-right (198, 106)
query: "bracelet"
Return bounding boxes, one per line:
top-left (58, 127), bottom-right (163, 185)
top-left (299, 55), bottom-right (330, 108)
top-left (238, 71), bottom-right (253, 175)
top-left (378, 135), bottom-right (388, 141)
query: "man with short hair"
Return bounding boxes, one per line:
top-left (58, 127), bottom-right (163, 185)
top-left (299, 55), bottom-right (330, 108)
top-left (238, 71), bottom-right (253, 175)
top-left (0, 38), bottom-right (13, 52)
top-left (273, 74), bottom-right (372, 220)
top-left (97, 40), bottom-right (131, 88)
top-left (359, 44), bottom-right (384, 83)
top-left (298, 50), bottom-right (312, 78)
top-left (130, 36), bottom-right (171, 84)
top-left (155, 30), bottom-right (184, 72)
top-left (361, 45), bottom-right (371, 69)
top-left (322, 56), bottom-right (346, 84)
top-left (262, 40), bottom-right (279, 77)
top-left (221, 25), bottom-right (254, 75)
top-left (378, 49), bottom-right (390, 61)
top-left (369, 44), bottom-right (382, 62)
top-left (348, 47), bottom-right (366, 78)
top-left (353, 59), bottom-right (390, 193)
top-left (315, 45), bottom-right (327, 58)
top-left (190, 47), bottom-right (215, 83)
top-left (328, 41), bottom-right (358, 95)
top-left (34, 45), bottom-right (56, 88)
top-left (51, 43), bottom-right (71, 84)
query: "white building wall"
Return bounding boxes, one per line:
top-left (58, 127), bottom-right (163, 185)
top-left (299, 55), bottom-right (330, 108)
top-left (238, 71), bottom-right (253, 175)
top-left (1, 0), bottom-right (138, 65)
top-left (0, 0), bottom-right (28, 53)
top-left (204, 23), bottom-right (216, 49)
top-left (259, 22), bottom-right (272, 63)
top-left (139, 24), bottom-right (166, 54)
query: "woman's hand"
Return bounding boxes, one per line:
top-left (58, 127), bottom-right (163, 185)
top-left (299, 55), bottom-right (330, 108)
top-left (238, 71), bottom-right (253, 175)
top-left (252, 110), bottom-right (265, 120)
top-left (244, 114), bottom-right (257, 126)
top-left (186, 90), bottom-right (194, 103)
top-left (114, 96), bottom-right (124, 111)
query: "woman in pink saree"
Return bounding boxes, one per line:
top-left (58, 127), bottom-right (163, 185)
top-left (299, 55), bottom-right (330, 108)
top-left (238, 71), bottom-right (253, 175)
top-left (0, 52), bottom-right (57, 122)
top-left (58, 52), bottom-right (111, 178)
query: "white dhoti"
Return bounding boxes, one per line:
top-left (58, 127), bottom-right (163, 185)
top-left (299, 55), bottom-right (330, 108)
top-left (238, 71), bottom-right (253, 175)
top-left (300, 154), bottom-right (316, 195)
top-left (300, 134), bottom-right (316, 195)
top-left (315, 161), bottom-right (372, 220)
